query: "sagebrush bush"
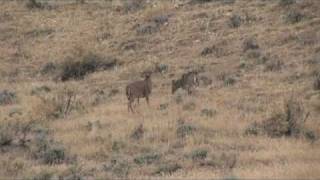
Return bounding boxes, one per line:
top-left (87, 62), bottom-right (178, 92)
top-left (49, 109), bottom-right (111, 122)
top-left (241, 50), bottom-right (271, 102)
top-left (130, 124), bottom-right (144, 140)
top-left (40, 62), bottom-right (57, 75)
top-left (229, 15), bottom-right (242, 28)
top-left (201, 108), bottom-right (216, 117)
top-left (136, 22), bottom-right (159, 35)
top-left (104, 157), bottom-right (130, 177)
top-left (134, 152), bottom-right (161, 165)
top-left (31, 132), bottom-right (66, 164)
top-left (313, 73), bottom-right (320, 90)
top-left (243, 38), bottom-right (259, 52)
top-left (279, 0), bottom-right (296, 6)
top-left (264, 60), bottom-right (283, 72)
top-left (0, 123), bottom-right (14, 146)
top-left (190, 149), bottom-right (208, 161)
top-left (0, 90), bottom-right (17, 106)
top-left (122, 0), bottom-right (146, 12)
top-left (182, 102), bottom-right (196, 111)
top-left (176, 120), bottom-right (196, 138)
top-left (26, 0), bottom-right (43, 9)
top-left (285, 10), bottom-right (304, 24)
top-left (154, 163), bottom-right (181, 175)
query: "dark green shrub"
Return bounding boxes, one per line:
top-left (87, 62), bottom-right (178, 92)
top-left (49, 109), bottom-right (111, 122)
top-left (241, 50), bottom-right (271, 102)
top-left (60, 53), bottom-right (117, 81)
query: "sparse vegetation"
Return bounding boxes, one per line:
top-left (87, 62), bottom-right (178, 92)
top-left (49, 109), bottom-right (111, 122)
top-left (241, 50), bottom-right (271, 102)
top-left (245, 98), bottom-right (315, 139)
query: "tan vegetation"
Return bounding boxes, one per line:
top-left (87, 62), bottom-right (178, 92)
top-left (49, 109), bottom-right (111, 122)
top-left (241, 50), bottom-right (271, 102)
top-left (0, 0), bottom-right (320, 178)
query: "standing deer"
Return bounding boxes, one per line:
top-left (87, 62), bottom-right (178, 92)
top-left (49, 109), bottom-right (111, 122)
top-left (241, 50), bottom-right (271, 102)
top-left (126, 71), bottom-right (152, 113)
top-left (172, 71), bottom-right (199, 94)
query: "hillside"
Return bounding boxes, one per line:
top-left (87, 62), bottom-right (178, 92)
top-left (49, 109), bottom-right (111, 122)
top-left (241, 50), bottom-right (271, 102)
top-left (0, 0), bottom-right (320, 179)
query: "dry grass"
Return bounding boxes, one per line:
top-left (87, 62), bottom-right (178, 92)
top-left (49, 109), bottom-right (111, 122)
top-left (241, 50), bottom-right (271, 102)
top-left (0, 0), bottom-right (320, 179)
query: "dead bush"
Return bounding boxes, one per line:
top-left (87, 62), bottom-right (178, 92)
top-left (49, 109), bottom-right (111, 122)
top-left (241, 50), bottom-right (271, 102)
top-left (245, 98), bottom-right (315, 140)
top-left (37, 90), bottom-right (85, 120)
top-left (60, 53), bottom-right (117, 81)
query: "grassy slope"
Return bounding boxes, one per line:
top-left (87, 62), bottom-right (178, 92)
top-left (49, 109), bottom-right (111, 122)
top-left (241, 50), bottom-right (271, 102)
top-left (0, 0), bottom-right (320, 178)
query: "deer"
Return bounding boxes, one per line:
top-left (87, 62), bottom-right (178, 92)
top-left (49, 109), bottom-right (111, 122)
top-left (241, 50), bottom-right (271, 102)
top-left (172, 71), bottom-right (199, 94)
top-left (126, 71), bottom-right (152, 113)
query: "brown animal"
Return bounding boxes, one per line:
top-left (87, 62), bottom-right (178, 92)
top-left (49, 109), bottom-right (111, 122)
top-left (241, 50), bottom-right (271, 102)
top-left (172, 71), bottom-right (199, 94)
top-left (126, 71), bottom-right (152, 113)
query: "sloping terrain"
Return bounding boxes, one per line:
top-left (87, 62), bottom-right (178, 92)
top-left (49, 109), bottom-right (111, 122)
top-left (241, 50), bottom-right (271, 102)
top-left (0, 0), bottom-right (320, 179)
